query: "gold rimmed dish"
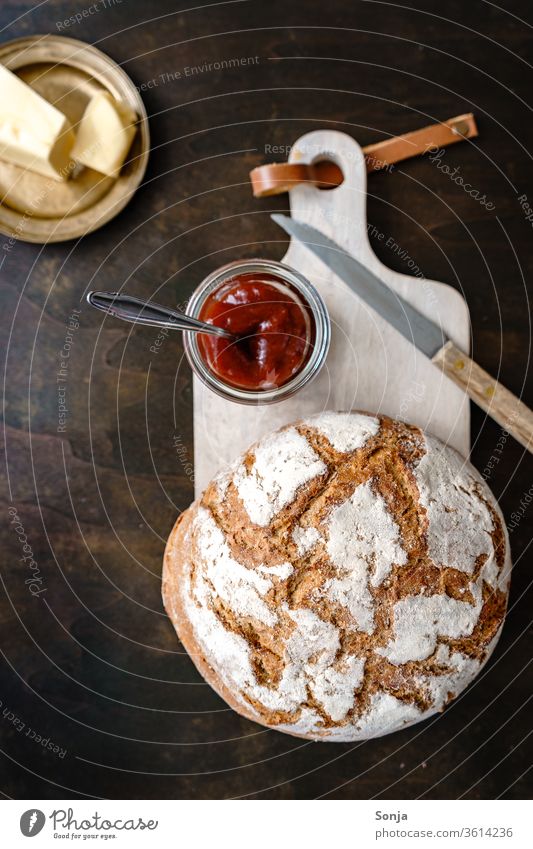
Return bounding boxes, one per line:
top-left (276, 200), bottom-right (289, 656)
top-left (0, 34), bottom-right (149, 244)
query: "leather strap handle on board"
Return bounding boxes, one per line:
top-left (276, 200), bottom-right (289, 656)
top-left (250, 113), bottom-right (478, 197)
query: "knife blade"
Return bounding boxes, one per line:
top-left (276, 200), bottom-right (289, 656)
top-left (272, 213), bottom-right (447, 358)
top-left (272, 213), bottom-right (533, 453)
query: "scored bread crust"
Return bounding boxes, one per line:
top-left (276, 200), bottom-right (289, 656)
top-left (162, 505), bottom-right (274, 730)
top-left (163, 412), bottom-right (511, 742)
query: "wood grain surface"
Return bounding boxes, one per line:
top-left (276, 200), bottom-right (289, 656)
top-left (1, 0), bottom-right (532, 801)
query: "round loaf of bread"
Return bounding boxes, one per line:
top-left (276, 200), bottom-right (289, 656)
top-left (163, 412), bottom-right (511, 742)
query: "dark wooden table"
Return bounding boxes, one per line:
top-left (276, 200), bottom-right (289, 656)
top-left (1, 0), bottom-right (532, 800)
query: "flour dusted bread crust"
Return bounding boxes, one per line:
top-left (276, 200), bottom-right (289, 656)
top-left (163, 412), bottom-right (511, 742)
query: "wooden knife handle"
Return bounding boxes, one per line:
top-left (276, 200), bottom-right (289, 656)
top-left (432, 340), bottom-right (533, 452)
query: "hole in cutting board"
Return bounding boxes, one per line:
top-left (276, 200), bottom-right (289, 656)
top-left (313, 159), bottom-right (344, 190)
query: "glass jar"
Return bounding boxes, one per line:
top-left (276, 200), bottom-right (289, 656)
top-left (183, 258), bottom-right (331, 405)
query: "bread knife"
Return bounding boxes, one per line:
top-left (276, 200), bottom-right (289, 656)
top-left (272, 213), bottom-right (533, 454)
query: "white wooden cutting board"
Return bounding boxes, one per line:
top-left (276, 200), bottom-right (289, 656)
top-left (193, 130), bottom-right (470, 496)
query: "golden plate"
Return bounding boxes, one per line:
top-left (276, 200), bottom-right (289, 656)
top-left (0, 34), bottom-right (150, 244)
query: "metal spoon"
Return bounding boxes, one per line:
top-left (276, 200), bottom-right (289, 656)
top-left (86, 291), bottom-right (236, 341)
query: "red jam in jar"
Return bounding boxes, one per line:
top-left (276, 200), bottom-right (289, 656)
top-left (197, 272), bottom-right (314, 390)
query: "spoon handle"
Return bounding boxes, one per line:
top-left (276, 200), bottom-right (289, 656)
top-left (86, 291), bottom-right (235, 340)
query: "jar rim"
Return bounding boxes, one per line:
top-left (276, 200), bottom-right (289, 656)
top-left (183, 258), bottom-right (331, 405)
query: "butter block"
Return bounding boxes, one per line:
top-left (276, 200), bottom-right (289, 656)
top-left (71, 92), bottom-right (137, 178)
top-left (0, 64), bottom-right (75, 181)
